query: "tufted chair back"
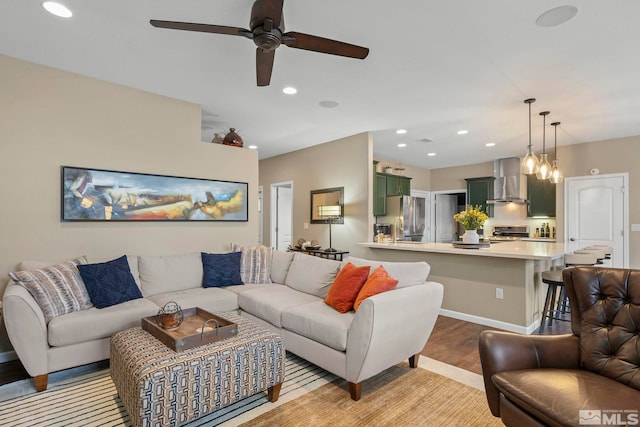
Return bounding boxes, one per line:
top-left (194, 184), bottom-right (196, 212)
top-left (563, 266), bottom-right (640, 390)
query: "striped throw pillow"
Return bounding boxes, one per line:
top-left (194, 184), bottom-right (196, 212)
top-left (8, 257), bottom-right (93, 323)
top-left (231, 244), bottom-right (272, 284)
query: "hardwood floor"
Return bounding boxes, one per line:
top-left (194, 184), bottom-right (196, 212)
top-left (421, 314), bottom-right (572, 375)
top-left (0, 315), bottom-right (573, 387)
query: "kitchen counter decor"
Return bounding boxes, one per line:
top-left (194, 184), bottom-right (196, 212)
top-left (454, 205), bottom-right (488, 244)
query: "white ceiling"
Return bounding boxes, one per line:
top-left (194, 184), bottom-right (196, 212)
top-left (2, 1), bottom-right (640, 169)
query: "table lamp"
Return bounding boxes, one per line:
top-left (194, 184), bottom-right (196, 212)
top-left (318, 205), bottom-right (342, 252)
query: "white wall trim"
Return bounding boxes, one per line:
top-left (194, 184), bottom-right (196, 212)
top-left (439, 308), bottom-right (541, 335)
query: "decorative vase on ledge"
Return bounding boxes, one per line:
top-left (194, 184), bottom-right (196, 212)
top-left (462, 229), bottom-right (480, 244)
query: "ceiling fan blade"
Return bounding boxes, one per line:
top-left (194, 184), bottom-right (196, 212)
top-left (282, 32), bottom-right (369, 59)
top-left (256, 48), bottom-right (276, 87)
top-left (250, 0), bottom-right (284, 30)
top-left (150, 20), bottom-right (252, 39)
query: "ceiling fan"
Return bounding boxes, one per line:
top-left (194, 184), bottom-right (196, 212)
top-left (150, 0), bottom-right (369, 87)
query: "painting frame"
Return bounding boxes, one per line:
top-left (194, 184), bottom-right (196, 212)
top-left (61, 166), bottom-right (248, 222)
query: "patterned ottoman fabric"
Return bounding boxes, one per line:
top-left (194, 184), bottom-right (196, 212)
top-left (110, 311), bottom-right (285, 427)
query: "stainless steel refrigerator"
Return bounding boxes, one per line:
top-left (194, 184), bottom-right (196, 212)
top-left (382, 195), bottom-right (427, 241)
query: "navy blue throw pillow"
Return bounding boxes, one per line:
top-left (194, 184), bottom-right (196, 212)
top-left (202, 252), bottom-right (244, 288)
top-left (77, 255), bottom-right (142, 308)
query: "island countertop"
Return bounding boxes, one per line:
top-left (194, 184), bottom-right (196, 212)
top-left (358, 241), bottom-right (568, 261)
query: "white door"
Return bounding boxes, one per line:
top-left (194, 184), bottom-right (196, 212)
top-left (435, 194), bottom-right (458, 243)
top-left (270, 182), bottom-right (293, 250)
top-left (565, 174), bottom-right (628, 267)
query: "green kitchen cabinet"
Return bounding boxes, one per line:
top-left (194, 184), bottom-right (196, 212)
top-left (373, 173), bottom-right (387, 216)
top-left (372, 167), bottom-right (412, 216)
top-left (527, 175), bottom-right (556, 217)
top-left (385, 175), bottom-right (411, 197)
top-left (465, 176), bottom-right (495, 217)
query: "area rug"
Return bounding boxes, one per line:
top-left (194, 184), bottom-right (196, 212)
top-left (0, 355), bottom-right (500, 426)
top-left (0, 353), bottom-right (336, 427)
top-left (240, 362), bottom-right (501, 427)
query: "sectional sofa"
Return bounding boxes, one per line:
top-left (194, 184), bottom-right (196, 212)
top-left (3, 249), bottom-right (444, 400)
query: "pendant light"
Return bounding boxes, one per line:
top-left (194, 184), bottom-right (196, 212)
top-left (536, 111), bottom-right (552, 180)
top-left (520, 98), bottom-right (539, 175)
top-left (549, 121), bottom-right (564, 183)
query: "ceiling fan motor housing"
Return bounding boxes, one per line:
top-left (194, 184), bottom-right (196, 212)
top-left (253, 25), bottom-right (283, 51)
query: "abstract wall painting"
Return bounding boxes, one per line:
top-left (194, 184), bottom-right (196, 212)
top-left (61, 166), bottom-right (248, 222)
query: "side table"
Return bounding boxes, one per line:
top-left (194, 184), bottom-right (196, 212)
top-left (289, 248), bottom-right (349, 261)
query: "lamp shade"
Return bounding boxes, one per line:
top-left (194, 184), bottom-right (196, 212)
top-left (318, 205), bottom-right (341, 217)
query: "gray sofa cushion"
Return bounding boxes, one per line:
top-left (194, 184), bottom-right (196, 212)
top-left (48, 298), bottom-right (159, 347)
top-left (284, 252), bottom-right (341, 298)
top-left (138, 252), bottom-right (203, 297)
top-left (146, 287), bottom-right (239, 314)
top-left (238, 284), bottom-right (319, 327)
top-left (282, 301), bottom-right (353, 351)
top-left (271, 250), bottom-right (294, 284)
top-left (344, 256), bottom-right (430, 288)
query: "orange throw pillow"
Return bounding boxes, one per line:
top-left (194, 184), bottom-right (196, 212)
top-left (353, 265), bottom-right (399, 311)
top-left (324, 263), bottom-right (371, 313)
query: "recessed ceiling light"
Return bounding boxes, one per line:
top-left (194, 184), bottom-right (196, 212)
top-left (282, 86), bottom-right (297, 95)
top-left (457, 130), bottom-right (468, 135)
top-left (318, 100), bottom-right (339, 108)
top-left (427, 152), bottom-right (436, 157)
top-left (485, 142), bottom-right (496, 147)
top-left (397, 143), bottom-right (407, 148)
top-left (536, 5), bottom-right (578, 28)
top-left (248, 145), bottom-right (258, 150)
top-left (396, 129), bottom-right (407, 135)
top-left (42, 2), bottom-right (72, 18)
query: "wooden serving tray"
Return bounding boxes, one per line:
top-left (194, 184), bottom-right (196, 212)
top-left (141, 307), bottom-right (238, 352)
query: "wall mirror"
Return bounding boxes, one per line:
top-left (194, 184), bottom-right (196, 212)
top-left (310, 187), bottom-right (344, 224)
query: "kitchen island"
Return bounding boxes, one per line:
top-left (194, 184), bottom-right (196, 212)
top-left (357, 241), bottom-right (569, 333)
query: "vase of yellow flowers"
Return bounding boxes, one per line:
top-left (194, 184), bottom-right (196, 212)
top-left (453, 205), bottom-right (489, 244)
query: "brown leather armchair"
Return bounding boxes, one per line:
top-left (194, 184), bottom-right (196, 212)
top-left (479, 266), bottom-right (640, 426)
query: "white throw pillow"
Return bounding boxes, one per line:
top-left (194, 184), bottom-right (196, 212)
top-left (285, 252), bottom-right (341, 298)
top-left (9, 257), bottom-right (93, 323)
top-left (231, 244), bottom-right (272, 284)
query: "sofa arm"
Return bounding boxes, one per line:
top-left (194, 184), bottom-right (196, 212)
top-left (478, 331), bottom-right (580, 416)
top-left (346, 281), bottom-right (444, 384)
top-left (3, 283), bottom-right (49, 377)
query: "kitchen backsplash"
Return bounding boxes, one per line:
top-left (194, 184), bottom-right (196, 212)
top-left (483, 204), bottom-right (556, 238)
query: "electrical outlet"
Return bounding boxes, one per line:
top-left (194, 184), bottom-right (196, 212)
top-left (303, 223), bottom-right (309, 230)
top-left (496, 288), bottom-right (504, 299)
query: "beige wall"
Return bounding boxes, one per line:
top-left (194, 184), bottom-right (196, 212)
top-left (430, 161), bottom-right (494, 191)
top-left (0, 55), bottom-right (258, 354)
top-left (259, 133), bottom-right (372, 256)
top-left (554, 135), bottom-right (640, 268)
top-left (373, 158), bottom-right (431, 191)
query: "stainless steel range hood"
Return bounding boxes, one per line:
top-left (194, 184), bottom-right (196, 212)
top-left (487, 157), bottom-right (528, 204)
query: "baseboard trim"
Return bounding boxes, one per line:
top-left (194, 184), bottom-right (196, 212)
top-left (0, 350), bottom-right (17, 363)
top-left (439, 309), bottom-right (541, 335)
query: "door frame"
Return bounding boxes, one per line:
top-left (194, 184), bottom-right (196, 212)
top-left (410, 190), bottom-right (431, 242)
top-left (270, 181), bottom-right (294, 250)
top-left (564, 173), bottom-right (629, 267)
top-left (430, 189), bottom-right (466, 243)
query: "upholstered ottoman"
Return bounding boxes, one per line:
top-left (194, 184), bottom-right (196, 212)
top-left (110, 311), bottom-right (285, 427)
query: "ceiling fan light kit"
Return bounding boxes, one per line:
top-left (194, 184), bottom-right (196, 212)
top-left (150, 0), bottom-right (369, 87)
top-left (520, 98), bottom-right (539, 175)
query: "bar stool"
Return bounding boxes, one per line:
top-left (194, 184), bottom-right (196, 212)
top-left (587, 245), bottom-right (612, 259)
top-left (573, 247), bottom-right (606, 265)
top-left (538, 252), bottom-right (598, 333)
